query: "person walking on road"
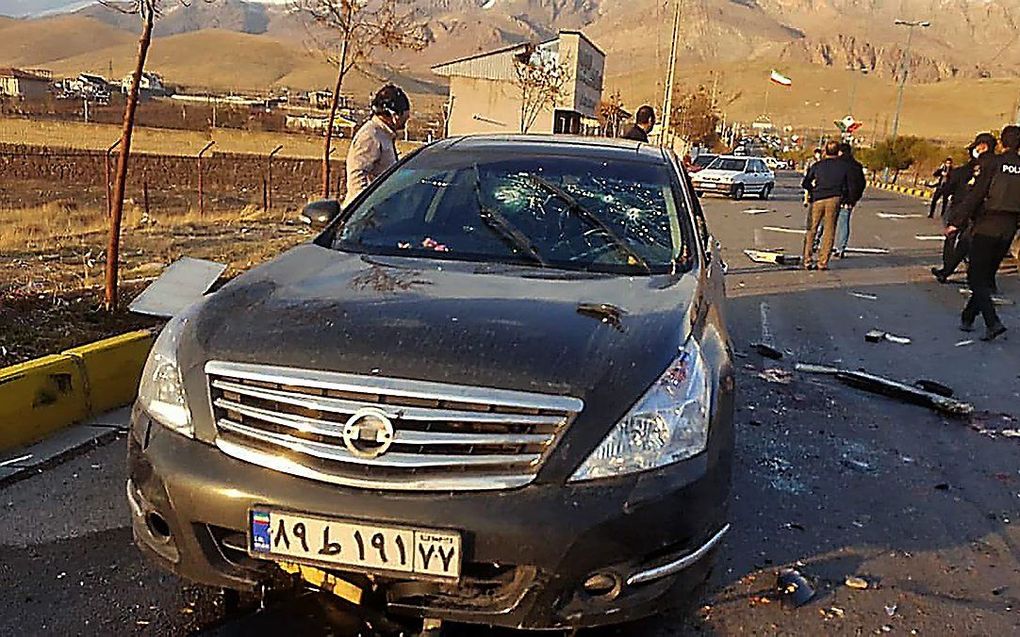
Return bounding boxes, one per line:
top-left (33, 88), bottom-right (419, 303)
top-left (343, 84), bottom-right (411, 207)
top-left (929, 157), bottom-right (954, 218)
top-left (622, 106), bottom-right (655, 143)
top-left (833, 142), bottom-right (867, 258)
top-left (802, 141), bottom-right (851, 270)
top-left (932, 133), bottom-right (998, 283)
top-left (946, 125), bottom-right (1020, 341)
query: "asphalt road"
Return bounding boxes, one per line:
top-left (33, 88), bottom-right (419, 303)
top-left (2, 172), bottom-right (1019, 636)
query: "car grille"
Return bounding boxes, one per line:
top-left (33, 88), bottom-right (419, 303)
top-left (205, 361), bottom-right (583, 491)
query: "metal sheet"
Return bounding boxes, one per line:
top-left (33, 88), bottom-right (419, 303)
top-left (128, 257), bottom-right (226, 318)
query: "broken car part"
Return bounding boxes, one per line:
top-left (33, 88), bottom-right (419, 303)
top-left (777, 569), bottom-right (816, 608)
top-left (128, 257), bottom-right (226, 318)
top-left (795, 363), bottom-right (972, 417)
top-left (743, 249), bottom-right (801, 266)
top-left (845, 576), bottom-right (869, 590)
top-left (865, 330), bottom-right (912, 345)
top-left (752, 343), bottom-right (784, 360)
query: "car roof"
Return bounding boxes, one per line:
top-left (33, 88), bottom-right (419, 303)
top-left (425, 134), bottom-right (671, 165)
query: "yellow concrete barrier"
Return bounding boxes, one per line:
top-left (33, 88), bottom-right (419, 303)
top-left (0, 355), bottom-right (89, 450)
top-left (0, 330), bottom-right (155, 452)
top-left (65, 330), bottom-right (155, 415)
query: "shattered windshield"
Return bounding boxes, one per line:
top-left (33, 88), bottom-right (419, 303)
top-left (333, 153), bottom-right (689, 274)
top-left (709, 158), bottom-right (747, 172)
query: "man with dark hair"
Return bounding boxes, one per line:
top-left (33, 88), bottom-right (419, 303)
top-left (801, 140), bottom-right (851, 269)
top-left (932, 132), bottom-right (997, 283)
top-left (344, 84), bottom-right (411, 207)
top-left (928, 157), bottom-right (954, 218)
top-left (622, 105), bottom-right (655, 142)
top-left (833, 142), bottom-right (867, 258)
top-left (947, 125), bottom-right (1020, 341)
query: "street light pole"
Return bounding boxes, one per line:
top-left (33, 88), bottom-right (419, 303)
top-left (890, 19), bottom-right (930, 141)
top-left (847, 64), bottom-right (867, 117)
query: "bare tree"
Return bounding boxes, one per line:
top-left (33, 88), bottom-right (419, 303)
top-left (100, 0), bottom-right (170, 310)
top-left (597, 90), bottom-right (627, 137)
top-left (290, 0), bottom-right (426, 199)
top-left (513, 43), bottom-right (572, 134)
top-left (670, 85), bottom-right (720, 147)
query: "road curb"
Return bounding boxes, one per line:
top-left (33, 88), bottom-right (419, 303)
top-left (869, 180), bottom-right (933, 200)
top-left (0, 330), bottom-right (153, 452)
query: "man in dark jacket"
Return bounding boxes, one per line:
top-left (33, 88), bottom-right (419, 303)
top-left (801, 140), bottom-right (851, 269)
top-left (932, 133), bottom-right (997, 283)
top-left (622, 105), bottom-right (655, 142)
top-left (928, 157), bottom-right (954, 218)
top-left (833, 142), bottom-right (867, 258)
top-left (947, 125), bottom-right (1020, 341)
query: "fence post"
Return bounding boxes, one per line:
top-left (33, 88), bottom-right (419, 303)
top-left (262, 177), bottom-right (268, 212)
top-left (143, 178), bottom-right (150, 219)
top-left (105, 139), bottom-right (121, 218)
top-left (197, 140), bottom-right (215, 216)
top-left (267, 144), bottom-right (283, 211)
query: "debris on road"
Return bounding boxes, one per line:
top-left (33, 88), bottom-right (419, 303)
top-left (934, 483), bottom-right (950, 491)
top-left (955, 339), bottom-right (976, 347)
top-left (777, 569), bottom-right (816, 608)
top-left (958, 288), bottom-right (1015, 306)
top-left (915, 380), bottom-right (954, 397)
top-left (845, 576), bottom-right (870, 590)
top-left (865, 329), bottom-right (912, 345)
top-left (824, 606), bottom-right (846, 619)
top-left (885, 603), bottom-right (898, 617)
top-left (849, 291), bottom-right (879, 300)
top-left (795, 363), bottom-right (973, 417)
top-left (759, 368), bottom-right (793, 384)
top-left (753, 343), bottom-right (784, 360)
top-left (744, 249), bottom-right (802, 266)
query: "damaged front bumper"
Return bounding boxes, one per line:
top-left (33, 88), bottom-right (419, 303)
top-left (127, 408), bottom-right (732, 630)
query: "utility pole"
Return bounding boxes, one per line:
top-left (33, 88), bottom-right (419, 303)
top-left (660, 0), bottom-right (682, 147)
top-left (886, 18), bottom-right (930, 183)
top-left (890, 19), bottom-right (931, 141)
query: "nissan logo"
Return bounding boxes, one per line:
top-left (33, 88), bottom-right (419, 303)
top-left (342, 408), bottom-right (396, 459)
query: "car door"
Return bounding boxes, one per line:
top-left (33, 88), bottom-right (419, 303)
top-left (747, 160), bottom-right (764, 191)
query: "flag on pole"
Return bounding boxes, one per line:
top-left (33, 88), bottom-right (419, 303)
top-left (769, 70), bottom-right (793, 87)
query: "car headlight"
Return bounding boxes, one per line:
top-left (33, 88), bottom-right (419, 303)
top-left (137, 310), bottom-right (194, 438)
top-left (569, 339), bottom-right (712, 482)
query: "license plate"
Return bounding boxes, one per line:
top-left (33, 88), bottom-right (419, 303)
top-left (250, 509), bottom-right (462, 579)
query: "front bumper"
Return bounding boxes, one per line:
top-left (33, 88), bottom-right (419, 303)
top-left (692, 181), bottom-right (736, 196)
top-left (128, 408), bottom-right (732, 630)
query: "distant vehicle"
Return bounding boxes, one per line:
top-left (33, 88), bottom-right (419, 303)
top-left (763, 157), bottom-right (780, 170)
top-left (690, 155), bottom-right (775, 200)
top-left (690, 153), bottom-right (718, 173)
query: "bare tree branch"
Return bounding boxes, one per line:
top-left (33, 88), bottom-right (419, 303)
top-left (513, 43), bottom-right (572, 134)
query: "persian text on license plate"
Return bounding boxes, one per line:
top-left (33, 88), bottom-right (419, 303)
top-left (250, 509), bottom-right (461, 579)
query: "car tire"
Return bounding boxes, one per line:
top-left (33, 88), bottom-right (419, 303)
top-left (759, 184), bottom-right (772, 201)
top-left (732, 184), bottom-right (744, 200)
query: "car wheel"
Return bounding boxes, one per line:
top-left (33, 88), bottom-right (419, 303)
top-left (732, 184), bottom-right (744, 200)
top-left (759, 184), bottom-right (772, 200)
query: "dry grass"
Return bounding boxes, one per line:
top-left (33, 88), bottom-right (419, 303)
top-left (0, 117), bottom-right (352, 159)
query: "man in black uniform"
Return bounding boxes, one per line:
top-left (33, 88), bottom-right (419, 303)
top-left (947, 125), bottom-right (1020, 341)
top-left (801, 140), bottom-right (850, 269)
top-left (932, 132), bottom-right (997, 283)
top-left (622, 105), bottom-right (655, 142)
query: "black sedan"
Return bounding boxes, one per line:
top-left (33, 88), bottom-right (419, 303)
top-left (127, 135), bottom-right (735, 631)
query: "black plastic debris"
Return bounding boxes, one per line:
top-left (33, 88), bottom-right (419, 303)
top-left (753, 343), bottom-right (784, 360)
top-left (865, 330), bottom-right (911, 345)
top-left (777, 569), bottom-right (815, 608)
top-left (915, 380), bottom-right (954, 398)
top-left (743, 249), bottom-right (802, 266)
top-left (934, 483), bottom-right (950, 491)
top-left (795, 363), bottom-right (973, 418)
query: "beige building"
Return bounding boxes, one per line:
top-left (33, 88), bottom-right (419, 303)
top-left (0, 68), bottom-right (51, 100)
top-left (432, 31), bottom-right (605, 136)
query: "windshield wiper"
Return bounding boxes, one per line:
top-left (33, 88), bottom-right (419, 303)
top-left (471, 166), bottom-right (548, 267)
top-left (525, 175), bottom-right (651, 273)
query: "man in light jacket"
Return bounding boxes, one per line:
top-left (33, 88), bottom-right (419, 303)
top-left (343, 84), bottom-right (411, 207)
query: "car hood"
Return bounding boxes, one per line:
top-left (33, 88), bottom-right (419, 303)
top-left (184, 245), bottom-right (698, 406)
top-left (694, 169), bottom-right (739, 180)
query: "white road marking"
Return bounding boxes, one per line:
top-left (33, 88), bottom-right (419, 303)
top-left (0, 454), bottom-right (32, 468)
top-left (763, 226), bottom-right (807, 235)
top-left (915, 235), bottom-right (944, 241)
top-left (844, 247), bottom-right (890, 254)
top-left (877, 212), bottom-right (924, 219)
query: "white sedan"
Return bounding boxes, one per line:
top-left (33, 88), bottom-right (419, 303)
top-left (690, 156), bottom-right (776, 200)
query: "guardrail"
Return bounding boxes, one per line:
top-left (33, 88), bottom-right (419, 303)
top-left (0, 330), bottom-right (154, 452)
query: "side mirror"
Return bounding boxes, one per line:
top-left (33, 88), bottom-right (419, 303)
top-left (300, 199), bottom-right (341, 227)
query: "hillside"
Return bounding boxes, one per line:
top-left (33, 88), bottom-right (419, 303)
top-left (39, 28), bottom-right (442, 95)
top-left (0, 15), bottom-right (133, 67)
